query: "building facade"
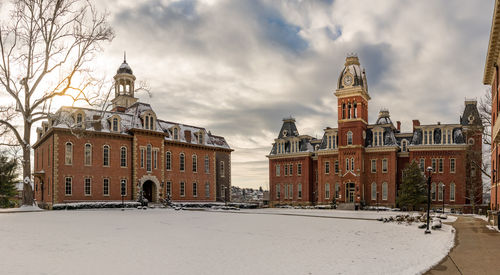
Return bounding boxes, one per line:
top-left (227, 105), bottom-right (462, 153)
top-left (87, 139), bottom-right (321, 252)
top-left (268, 55), bottom-right (482, 211)
top-left (32, 59), bottom-right (232, 208)
top-left (484, 0), bottom-right (500, 212)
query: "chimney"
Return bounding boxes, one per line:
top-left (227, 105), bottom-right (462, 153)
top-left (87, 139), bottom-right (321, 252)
top-left (396, 121), bottom-right (401, 131)
top-left (412, 119), bottom-right (420, 131)
top-left (184, 130), bottom-right (191, 143)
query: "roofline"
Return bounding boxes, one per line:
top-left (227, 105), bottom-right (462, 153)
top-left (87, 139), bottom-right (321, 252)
top-left (483, 0), bottom-right (500, 85)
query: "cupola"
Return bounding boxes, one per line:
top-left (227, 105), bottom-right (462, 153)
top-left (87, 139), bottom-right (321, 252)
top-left (111, 53), bottom-right (138, 110)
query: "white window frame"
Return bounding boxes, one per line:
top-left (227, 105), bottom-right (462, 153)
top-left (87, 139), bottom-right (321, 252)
top-left (84, 143), bottom-right (92, 166)
top-left (382, 182), bottom-right (388, 200)
top-left (180, 153), bottom-right (185, 172)
top-left (65, 142), bottom-right (73, 165)
top-left (120, 146), bottom-right (127, 167)
top-left (371, 159), bottom-right (377, 173)
top-left (180, 182), bottom-right (185, 197)
top-left (325, 183), bottom-right (330, 199)
top-left (347, 131), bottom-right (353, 145)
top-left (65, 177), bottom-right (72, 196)
top-left (103, 178), bottom-right (110, 196)
top-left (166, 151), bottom-right (172, 171)
top-left (84, 178), bottom-right (92, 196)
top-left (382, 159), bottom-right (388, 173)
top-left (103, 145), bottom-right (110, 167)
top-left (450, 158), bottom-right (456, 173)
top-left (371, 182), bottom-right (377, 200)
top-left (450, 182), bottom-right (455, 201)
top-left (276, 164), bottom-right (280, 176)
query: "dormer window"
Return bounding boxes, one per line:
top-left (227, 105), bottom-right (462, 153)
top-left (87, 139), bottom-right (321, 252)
top-left (173, 127), bottom-right (179, 140)
top-left (112, 118), bottom-right (119, 132)
top-left (197, 132), bottom-right (204, 144)
top-left (144, 114), bottom-right (154, 130)
top-left (401, 140), bottom-right (407, 152)
top-left (76, 113), bottom-right (83, 124)
top-left (373, 130), bottom-right (383, 146)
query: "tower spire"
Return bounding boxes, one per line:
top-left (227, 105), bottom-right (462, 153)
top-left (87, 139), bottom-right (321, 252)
top-left (124, 51), bottom-right (126, 63)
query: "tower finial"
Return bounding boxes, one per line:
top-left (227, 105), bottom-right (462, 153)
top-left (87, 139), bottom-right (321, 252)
top-left (124, 51), bottom-right (126, 63)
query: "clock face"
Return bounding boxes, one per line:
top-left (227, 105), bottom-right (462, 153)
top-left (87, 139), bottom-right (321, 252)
top-left (343, 75), bottom-right (353, 86)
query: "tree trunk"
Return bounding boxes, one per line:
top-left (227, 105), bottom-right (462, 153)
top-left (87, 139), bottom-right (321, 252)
top-left (22, 123), bottom-right (34, 206)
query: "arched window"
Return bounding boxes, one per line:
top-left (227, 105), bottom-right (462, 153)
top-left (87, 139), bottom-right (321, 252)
top-left (146, 144), bottom-right (152, 172)
top-left (173, 128), bottom-right (179, 140)
top-left (342, 103), bottom-right (346, 119)
top-left (120, 147), bottom-right (127, 167)
top-left (353, 102), bottom-right (357, 118)
top-left (401, 140), bottom-right (407, 152)
top-left (345, 158), bottom-right (350, 172)
top-left (447, 130), bottom-right (452, 144)
top-left (431, 182), bottom-right (436, 201)
top-left (205, 155), bottom-right (210, 173)
top-left (450, 182), bottom-right (455, 201)
top-left (438, 182), bottom-right (444, 201)
top-left (166, 151), bottom-right (172, 170)
top-left (382, 182), bottom-right (388, 200)
top-left (347, 131), bottom-right (353, 145)
top-left (84, 143), bottom-right (92, 166)
top-left (347, 103), bottom-right (351, 119)
top-left (371, 182), bottom-right (377, 200)
top-left (180, 153), bottom-right (185, 171)
top-left (198, 133), bottom-right (203, 144)
top-left (65, 142), bottom-right (73, 165)
top-left (351, 157), bottom-right (355, 171)
top-left (192, 154), bottom-right (198, 172)
top-left (112, 117), bottom-right (119, 132)
top-left (76, 113), bottom-right (83, 125)
top-left (103, 145), bottom-right (110, 167)
top-left (193, 182), bottom-right (198, 197)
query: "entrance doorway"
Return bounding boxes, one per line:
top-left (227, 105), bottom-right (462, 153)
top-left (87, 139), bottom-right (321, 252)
top-left (345, 183), bottom-right (355, 203)
top-left (142, 180), bottom-right (155, 203)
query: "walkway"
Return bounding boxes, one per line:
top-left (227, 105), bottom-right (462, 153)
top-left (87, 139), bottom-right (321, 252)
top-left (426, 216), bottom-right (500, 275)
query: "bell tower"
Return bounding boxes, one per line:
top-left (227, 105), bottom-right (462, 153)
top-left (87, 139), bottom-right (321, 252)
top-left (112, 53), bottom-right (138, 109)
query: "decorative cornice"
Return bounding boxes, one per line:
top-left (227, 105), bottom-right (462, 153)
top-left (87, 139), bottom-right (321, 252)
top-left (334, 87), bottom-right (371, 101)
top-left (267, 152), bottom-right (312, 159)
top-left (338, 118), bottom-right (368, 124)
top-left (408, 145), bottom-right (468, 151)
top-left (317, 149), bottom-right (339, 155)
top-left (484, 0), bottom-right (500, 84)
top-left (365, 146), bottom-right (398, 153)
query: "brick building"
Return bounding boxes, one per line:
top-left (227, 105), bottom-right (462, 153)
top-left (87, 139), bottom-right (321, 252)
top-left (267, 55), bottom-right (482, 211)
top-left (32, 59), bottom-right (232, 208)
top-left (484, 0), bottom-right (500, 212)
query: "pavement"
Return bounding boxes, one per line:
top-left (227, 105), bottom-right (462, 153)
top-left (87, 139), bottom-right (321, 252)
top-left (426, 216), bottom-right (500, 275)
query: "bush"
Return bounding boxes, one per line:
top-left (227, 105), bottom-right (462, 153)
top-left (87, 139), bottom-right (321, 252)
top-left (52, 201), bottom-right (140, 210)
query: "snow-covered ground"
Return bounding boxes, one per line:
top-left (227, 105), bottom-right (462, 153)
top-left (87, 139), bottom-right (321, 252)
top-left (0, 208), bottom-right (455, 275)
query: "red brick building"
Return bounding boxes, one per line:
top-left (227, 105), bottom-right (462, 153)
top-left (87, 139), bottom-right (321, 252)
top-left (268, 55), bottom-right (482, 211)
top-left (32, 59), bottom-right (232, 208)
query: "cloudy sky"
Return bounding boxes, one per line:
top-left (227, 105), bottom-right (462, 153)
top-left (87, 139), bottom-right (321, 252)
top-left (43, 0), bottom-right (499, 189)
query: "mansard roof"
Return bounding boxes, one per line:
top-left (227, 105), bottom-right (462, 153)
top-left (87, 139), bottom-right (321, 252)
top-left (460, 100), bottom-right (482, 127)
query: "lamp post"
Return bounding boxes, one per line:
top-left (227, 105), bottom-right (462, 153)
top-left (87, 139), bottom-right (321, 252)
top-left (426, 166), bottom-right (432, 234)
top-left (121, 194), bottom-right (124, 210)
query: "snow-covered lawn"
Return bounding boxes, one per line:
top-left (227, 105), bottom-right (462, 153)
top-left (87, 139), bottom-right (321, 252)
top-left (0, 208), bottom-right (454, 275)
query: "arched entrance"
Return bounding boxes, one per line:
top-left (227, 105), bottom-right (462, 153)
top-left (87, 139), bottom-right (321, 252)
top-left (142, 180), bottom-right (156, 203)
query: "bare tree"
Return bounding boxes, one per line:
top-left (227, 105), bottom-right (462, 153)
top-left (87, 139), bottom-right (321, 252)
top-left (0, 0), bottom-right (113, 206)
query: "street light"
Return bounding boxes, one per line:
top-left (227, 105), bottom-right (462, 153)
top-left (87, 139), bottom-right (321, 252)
top-left (426, 166), bottom-right (433, 234)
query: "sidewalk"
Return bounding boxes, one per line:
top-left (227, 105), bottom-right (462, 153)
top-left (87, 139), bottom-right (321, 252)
top-left (426, 216), bottom-right (500, 275)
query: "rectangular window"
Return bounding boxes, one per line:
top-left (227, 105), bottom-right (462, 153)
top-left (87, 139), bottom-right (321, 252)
top-left (65, 177), bottom-right (72, 196)
top-left (120, 147), bottom-right (127, 167)
top-left (371, 183), bottom-right (377, 200)
top-left (371, 159), bottom-right (377, 173)
top-left (146, 146), bottom-right (152, 172)
top-left (325, 183), bottom-right (330, 199)
top-left (166, 181), bottom-right (171, 196)
top-left (420, 158), bottom-right (425, 172)
top-left (284, 184), bottom-right (288, 199)
top-left (205, 155), bottom-right (209, 174)
top-left (382, 182), bottom-right (388, 200)
top-left (432, 158), bottom-right (437, 173)
top-left (438, 183), bottom-right (443, 201)
top-left (220, 161), bottom-right (225, 177)
top-left (298, 183), bottom-right (302, 199)
top-left (205, 182), bottom-right (210, 198)
top-left (276, 165), bottom-right (280, 176)
top-left (166, 152), bottom-right (172, 171)
top-left (140, 148), bottom-right (145, 168)
top-left (382, 159), bottom-right (388, 173)
top-left (103, 146), bottom-right (110, 167)
top-left (193, 182), bottom-right (197, 197)
top-left (180, 154), bottom-right (185, 171)
top-left (351, 158), bottom-right (355, 171)
top-left (450, 158), bottom-right (456, 173)
top-left (192, 155), bottom-right (197, 172)
top-left (334, 161), bottom-right (339, 174)
top-left (103, 178), bottom-right (109, 196)
top-left (438, 158), bottom-right (443, 173)
top-left (153, 150), bottom-right (158, 169)
top-left (289, 164), bottom-right (293, 175)
top-left (284, 165), bottom-right (288, 176)
top-left (85, 144), bottom-right (92, 166)
top-left (84, 178), bottom-right (91, 196)
top-left (345, 158), bottom-right (349, 172)
top-left (297, 163), bottom-right (302, 175)
top-left (120, 179), bottom-right (127, 196)
top-left (325, 161), bottom-right (330, 174)
top-left (180, 182), bottom-right (185, 197)
top-left (450, 183), bottom-right (455, 201)
top-left (289, 184), bottom-right (293, 199)
top-left (65, 143), bottom-right (72, 165)
top-left (276, 184), bottom-right (281, 199)
top-left (335, 183), bottom-right (340, 198)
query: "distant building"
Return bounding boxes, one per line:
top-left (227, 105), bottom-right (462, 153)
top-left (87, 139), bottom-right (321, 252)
top-left (32, 58), bottom-right (232, 208)
top-left (267, 55), bottom-right (482, 211)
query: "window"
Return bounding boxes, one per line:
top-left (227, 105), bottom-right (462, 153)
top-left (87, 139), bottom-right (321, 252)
top-left (84, 178), bottom-right (91, 196)
top-left (450, 182), bottom-right (455, 201)
top-left (328, 136), bottom-right (332, 149)
top-left (193, 182), bottom-right (198, 197)
top-left (382, 182), bottom-right (388, 200)
top-left (121, 179), bottom-right (127, 196)
top-left (432, 158), bottom-right (437, 173)
top-left (289, 164), bottom-right (293, 175)
top-left (103, 179), bottom-right (109, 196)
top-left (347, 131), bottom-right (353, 145)
top-left (371, 159), bottom-right (377, 173)
top-left (120, 147), bottom-right (127, 167)
top-left (220, 161), bottom-right (225, 177)
top-left (342, 103), bottom-right (346, 119)
top-left (325, 183), bottom-right (330, 199)
top-left (205, 182), bottom-right (210, 198)
top-left (471, 166), bottom-right (476, 178)
top-left (424, 130), bottom-right (428, 145)
top-left (334, 161), bottom-right (339, 174)
top-left (325, 161), bottom-right (330, 174)
top-left (192, 155), bottom-right (197, 172)
top-left (166, 181), bottom-right (171, 196)
top-left (297, 163), bottom-right (302, 175)
top-left (382, 159), bottom-right (388, 173)
top-left (180, 182), bottom-right (185, 197)
top-left (166, 152), bottom-right (172, 171)
top-left (76, 113), bottom-right (83, 125)
top-left (198, 133), bottom-right (204, 144)
top-left (450, 158), bottom-right (456, 173)
top-left (284, 165), bottom-right (288, 176)
top-left (335, 183), bottom-right (340, 198)
top-left (438, 182), bottom-right (444, 201)
top-left (140, 148), bottom-right (145, 168)
top-left (345, 158), bottom-right (350, 172)
top-left (298, 183), bottom-right (302, 199)
top-left (276, 184), bottom-right (281, 199)
top-left (284, 184), bottom-right (288, 199)
top-left (420, 158), bottom-right (425, 172)
top-left (173, 127), bottom-right (179, 140)
top-left (431, 182), bottom-right (436, 201)
top-left (289, 184), bottom-right (293, 199)
top-left (103, 145), bottom-right (110, 167)
top-left (180, 153), bottom-right (185, 171)
top-left (447, 130), bottom-right (452, 144)
top-left (65, 142), bottom-right (73, 165)
top-left (84, 144), bottom-right (92, 166)
top-left (348, 103), bottom-right (351, 119)
top-left (153, 150), bottom-right (158, 169)
top-left (437, 158), bottom-right (443, 173)
top-left (144, 114), bottom-right (154, 130)
top-left (146, 145), bottom-right (152, 172)
top-left (371, 182), bottom-right (377, 200)
top-left (353, 102), bottom-right (357, 118)
top-left (205, 155), bottom-right (209, 174)
top-left (112, 117), bottom-right (119, 132)
top-left (276, 165), bottom-right (281, 176)
top-left (65, 177), bottom-right (72, 196)
top-left (351, 158), bottom-right (355, 171)
top-left (401, 140), bottom-right (407, 152)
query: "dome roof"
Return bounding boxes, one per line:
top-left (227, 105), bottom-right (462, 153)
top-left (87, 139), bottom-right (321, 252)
top-left (117, 61), bottom-right (133, 75)
top-left (376, 109), bottom-right (392, 125)
top-left (338, 55), bottom-right (366, 90)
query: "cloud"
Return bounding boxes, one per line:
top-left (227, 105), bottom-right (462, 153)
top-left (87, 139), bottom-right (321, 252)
top-left (85, 0), bottom-right (493, 189)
